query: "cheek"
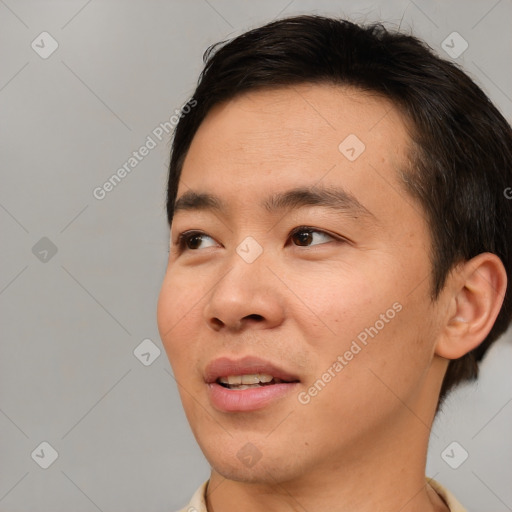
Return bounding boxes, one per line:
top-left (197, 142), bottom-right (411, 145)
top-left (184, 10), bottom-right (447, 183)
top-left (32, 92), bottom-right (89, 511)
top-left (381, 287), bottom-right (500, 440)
top-left (156, 270), bottom-right (203, 359)
top-left (292, 266), bottom-right (433, 395)
top-left (156, 275), bottom-right (176, 346)
top-left (298, 307), bottom-right (433, 438)
top-left (286, 265), bottom-right (379, 342)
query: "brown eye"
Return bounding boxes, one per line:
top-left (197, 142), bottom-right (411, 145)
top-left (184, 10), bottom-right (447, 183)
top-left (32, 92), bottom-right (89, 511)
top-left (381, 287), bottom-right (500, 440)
top-left (185, 234), bottom-right (204, 250)
top-left (177, 232), bottom-right (217, 251)
top-left (291, 230), bottom-right (314, 246)
top-left (290, 227), bottom-right (335, 247)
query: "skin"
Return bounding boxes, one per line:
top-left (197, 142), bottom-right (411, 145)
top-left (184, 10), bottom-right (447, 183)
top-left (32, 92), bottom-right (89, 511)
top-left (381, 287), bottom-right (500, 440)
top-left (157, 84), bottom-right (506, 512)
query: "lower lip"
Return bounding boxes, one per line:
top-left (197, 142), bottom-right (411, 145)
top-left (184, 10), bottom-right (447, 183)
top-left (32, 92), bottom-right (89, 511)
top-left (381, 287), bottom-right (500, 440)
top-left (207, 382), bottom-right (299, 412)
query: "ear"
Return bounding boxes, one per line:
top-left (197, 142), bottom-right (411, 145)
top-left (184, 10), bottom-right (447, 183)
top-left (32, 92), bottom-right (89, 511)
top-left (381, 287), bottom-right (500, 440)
top-left (435, 253), bottom-right (507, 360)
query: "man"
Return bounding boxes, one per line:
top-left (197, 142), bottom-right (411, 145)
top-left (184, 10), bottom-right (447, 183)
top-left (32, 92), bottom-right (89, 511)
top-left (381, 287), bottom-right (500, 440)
top-left (157, 15), bottom-right (512, 512)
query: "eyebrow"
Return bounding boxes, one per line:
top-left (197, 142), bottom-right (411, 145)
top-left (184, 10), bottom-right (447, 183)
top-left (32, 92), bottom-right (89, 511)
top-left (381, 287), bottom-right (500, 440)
top-left (173, 186), bottom-right (374, 219)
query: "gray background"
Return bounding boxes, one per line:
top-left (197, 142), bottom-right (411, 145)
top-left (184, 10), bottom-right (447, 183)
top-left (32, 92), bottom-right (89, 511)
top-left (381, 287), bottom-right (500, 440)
top-left (1, 1), bottom-right (511, 511)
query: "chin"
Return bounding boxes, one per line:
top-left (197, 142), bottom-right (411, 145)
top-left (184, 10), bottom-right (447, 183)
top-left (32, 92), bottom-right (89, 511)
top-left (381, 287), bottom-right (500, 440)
top-left (212, 464), bottom-right (271, 484)
top-left (202, 440), bottom-right (306, 485)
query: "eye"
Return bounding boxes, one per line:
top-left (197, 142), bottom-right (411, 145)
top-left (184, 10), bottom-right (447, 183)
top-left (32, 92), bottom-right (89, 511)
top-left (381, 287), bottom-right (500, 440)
top-left (175, 231), bottom-right (218, 251)
top-left (289, 226), bottom-right (337, 247)
top-left (173, 226), bottom-right (341, 254)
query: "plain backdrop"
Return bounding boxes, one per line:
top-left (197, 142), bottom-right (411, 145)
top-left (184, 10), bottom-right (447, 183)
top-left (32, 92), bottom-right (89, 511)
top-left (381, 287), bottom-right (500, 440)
top-left (1, 1), bottom-right (511, 511)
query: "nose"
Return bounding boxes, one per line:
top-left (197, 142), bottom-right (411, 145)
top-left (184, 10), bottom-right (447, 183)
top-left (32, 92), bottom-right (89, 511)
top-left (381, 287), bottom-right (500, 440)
top-left (203, 252), bottom-right (286, 332)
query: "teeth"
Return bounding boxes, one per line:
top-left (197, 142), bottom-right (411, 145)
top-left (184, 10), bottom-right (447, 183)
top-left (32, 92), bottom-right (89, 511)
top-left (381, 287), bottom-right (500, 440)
top-left (241, 374), bottom-right (261, 385)
top-left (218, 373), bottom-right (274, 385)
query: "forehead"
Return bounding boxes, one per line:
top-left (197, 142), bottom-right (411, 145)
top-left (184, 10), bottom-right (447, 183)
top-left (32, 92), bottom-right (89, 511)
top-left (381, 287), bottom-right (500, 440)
top-left (176, 84), bottom-right (416, 226)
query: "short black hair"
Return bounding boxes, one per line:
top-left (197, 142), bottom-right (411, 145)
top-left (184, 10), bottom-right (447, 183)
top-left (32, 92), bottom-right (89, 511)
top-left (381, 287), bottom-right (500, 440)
top-left (166, 14), bottom-right (512, 406)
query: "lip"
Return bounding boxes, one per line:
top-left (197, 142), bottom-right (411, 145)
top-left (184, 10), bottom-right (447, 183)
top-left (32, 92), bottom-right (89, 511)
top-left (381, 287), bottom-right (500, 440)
top-left (204, 356), bottom-right (301, 412)
top-left (204, 356), bottom-right (301, 384)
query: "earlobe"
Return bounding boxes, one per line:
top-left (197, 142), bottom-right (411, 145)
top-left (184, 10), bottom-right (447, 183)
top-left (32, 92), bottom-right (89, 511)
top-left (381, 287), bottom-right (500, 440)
top-left (435, 253), bottom-right (507, 360)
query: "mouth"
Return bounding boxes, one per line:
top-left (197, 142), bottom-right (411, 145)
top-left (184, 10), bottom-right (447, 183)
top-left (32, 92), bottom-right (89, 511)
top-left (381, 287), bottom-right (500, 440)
top-left (216, 373), bottom-right (296, 390)
top-left (204, 357), bottom-right (301, 412)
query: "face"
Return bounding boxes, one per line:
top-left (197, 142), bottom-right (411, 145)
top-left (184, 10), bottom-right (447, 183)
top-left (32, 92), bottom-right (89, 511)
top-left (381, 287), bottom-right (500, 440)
top-left (157, 84), bottom-right (448, 484)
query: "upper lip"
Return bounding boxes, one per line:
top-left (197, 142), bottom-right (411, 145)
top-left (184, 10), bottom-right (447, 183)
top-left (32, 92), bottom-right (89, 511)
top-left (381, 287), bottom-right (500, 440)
top-left (204, 356), bottom-right (301, 384)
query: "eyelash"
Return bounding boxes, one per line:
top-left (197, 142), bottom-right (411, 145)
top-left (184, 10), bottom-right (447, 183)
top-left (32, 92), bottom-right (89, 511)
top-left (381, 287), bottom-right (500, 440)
top-left (173, 226), bottom-right (344, 253)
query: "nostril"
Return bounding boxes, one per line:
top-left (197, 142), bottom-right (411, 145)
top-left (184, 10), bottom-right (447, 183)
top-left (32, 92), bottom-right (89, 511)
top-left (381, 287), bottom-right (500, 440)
top-left (244, 314), bottom-right (264, 321)
top-left (209, 314), bottom-right (264, 331)
top-left (210, 318), bottom-right (224, 329)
